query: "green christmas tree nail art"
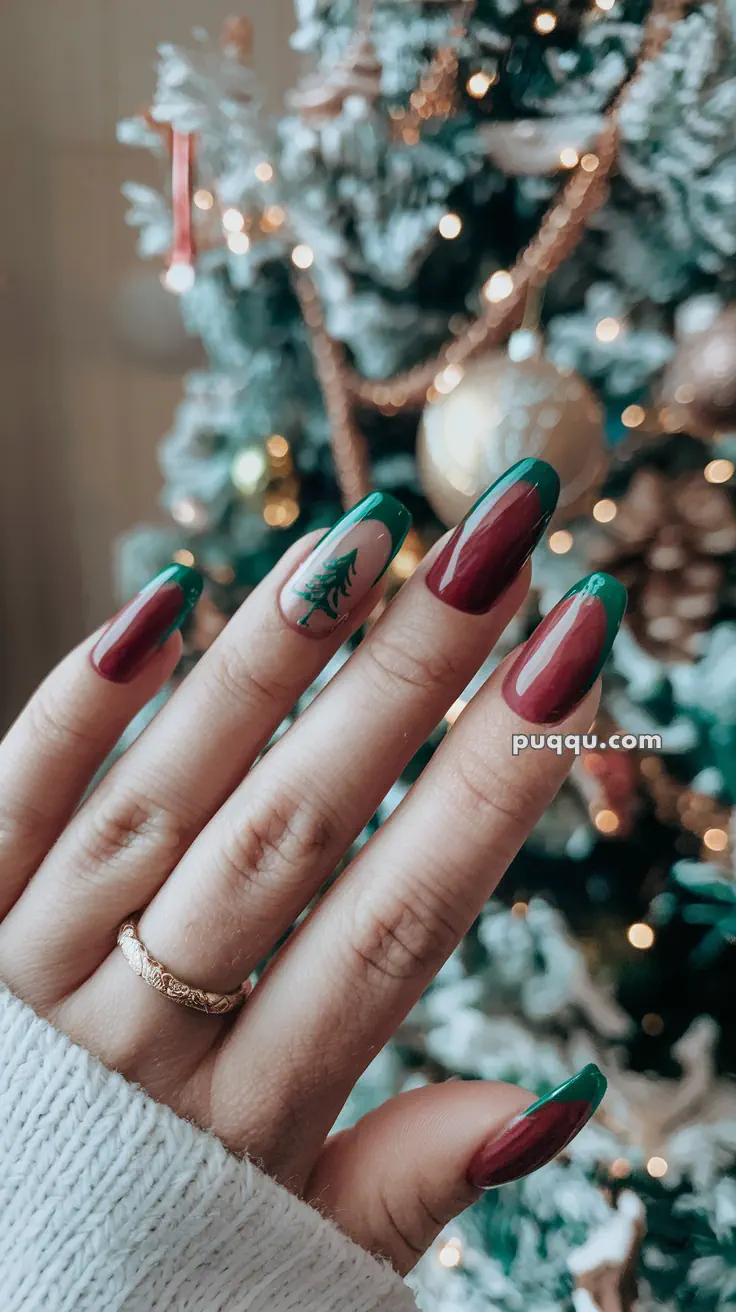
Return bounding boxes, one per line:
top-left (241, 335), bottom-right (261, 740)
top-left (281, 492), bottom-right (411, 637)
top-left (295, 550), bottom-right (358, 627)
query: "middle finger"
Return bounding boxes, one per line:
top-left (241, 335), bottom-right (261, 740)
top-left (64, 459), bottom-right (558, 1077)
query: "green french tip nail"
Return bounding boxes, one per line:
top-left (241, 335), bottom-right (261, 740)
top-left (520, 1063), bottom-right (608, 1120)
top-left (157, 564), bottom-right (204, 645)
top-left (281, 491), bottom-right (411, 636)
top-left (560, 572), bottom-right (628, 684)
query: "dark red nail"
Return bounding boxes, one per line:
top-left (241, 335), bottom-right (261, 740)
top-left (90, 564), bottom-right (202, 684)
top-left (467, 1065), bottom-right (606, 1190)
top-left (502, 572), bottom-right (627, 725)
top-left (426, 459), bottom-right (559, 614)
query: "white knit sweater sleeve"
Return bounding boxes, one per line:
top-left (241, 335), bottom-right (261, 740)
top-left (0, 986), bottom-right (418, 1312)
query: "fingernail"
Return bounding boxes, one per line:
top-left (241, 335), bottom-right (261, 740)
top-left (502, 572), bottom-right (627, 725)
top-left (467, 1064), bottom-right (607, 1190)
top-left (90, 564), bottom-right (203, 684)
top-left (426, 459), bottom-right (559, 614)
top-left (280, 492), bottom-right (411, 637)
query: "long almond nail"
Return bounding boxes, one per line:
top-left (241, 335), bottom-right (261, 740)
top-left (502, 572), bottom-right (627, 724)
top-left (90, 564), bottom-right (202, 684)
top-left (426, 459), bottom-right (559, 614)
top-left (280, 492), bottom-right (411, 637)
top-left (467, 1064), bottom-right (607, 1190)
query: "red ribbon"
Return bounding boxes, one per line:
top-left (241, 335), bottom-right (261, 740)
top-left (170, 131), bottom-right (196, 270)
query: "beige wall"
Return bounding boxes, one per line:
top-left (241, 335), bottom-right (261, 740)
top-left (0, 1), bottom-right (296, 726)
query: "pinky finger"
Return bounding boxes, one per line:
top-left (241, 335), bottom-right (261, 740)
top-left (0, 564), bottom-right (201, 919)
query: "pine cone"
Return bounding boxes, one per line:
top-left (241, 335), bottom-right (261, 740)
top-left (590, 467), bottom-right (736, 661)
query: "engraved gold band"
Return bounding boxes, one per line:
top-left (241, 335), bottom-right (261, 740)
top-left (117, 918), bottom-right (252, 1016)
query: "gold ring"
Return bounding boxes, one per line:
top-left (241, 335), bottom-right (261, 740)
top-left (117, 917), bottom-right (252, 1016)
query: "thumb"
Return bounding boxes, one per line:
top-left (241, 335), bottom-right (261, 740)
top-left (305, 1066), bottom-right (606, 1275)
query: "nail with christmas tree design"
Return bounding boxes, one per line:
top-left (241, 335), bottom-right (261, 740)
top-left (426, 458), bottom-right (560, 614)
top-left (90, 563), bottom-right (203, 684)
top-left (280, 492), bottom-right (411, 637)
top-left (502, 572), bottom-right (627, 724)
top-left (467, 1064), bottom-right (607, 1190)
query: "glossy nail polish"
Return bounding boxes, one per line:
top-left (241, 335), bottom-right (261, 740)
top-left (280, 492), bottom-right (411, 637)
top-left (426, 459), bottom-right (560, 614)
top-left (467, 1064), bottom-right (607, 1190)
top-left (503, 572), bottom-right (627, 725)
top-left (90, 564), bottom-right (203, 684)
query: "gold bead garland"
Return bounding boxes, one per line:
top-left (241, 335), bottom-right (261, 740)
top-left (295, 0), bottom-right (685, 504)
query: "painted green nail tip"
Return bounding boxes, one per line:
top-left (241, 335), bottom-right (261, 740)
top-left (157, 562), bottom-right (204, 643)
top-left (522, 1063), bottom-right (608, 1121)
top-left (467, 457), bottom-right (561, 521)
top-left (343, 490), bottom-right (412, 582)
top-left (564, 571), bottom-right (628, 671)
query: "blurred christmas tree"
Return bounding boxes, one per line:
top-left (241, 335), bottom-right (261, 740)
top-left (118, 1), bottom-right (736, 1306)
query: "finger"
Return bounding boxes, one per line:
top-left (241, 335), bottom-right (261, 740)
top-left (0, 496), bottom-right (409, 1006)
top-left (223, 573), bottom-right (626, 1173)
top-left (0, 563), bottom-right (200, 920)
top-left (70, 460), bottom-right (556, 1084)
top-left (306, 1066), bottom-right (606, 1273)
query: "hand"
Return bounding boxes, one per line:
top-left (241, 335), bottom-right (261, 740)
top-left (0, 462), bottom-right (622, 1274)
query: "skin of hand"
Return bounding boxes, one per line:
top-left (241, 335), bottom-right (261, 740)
top-left (0, 461), bottom-right (623, 1273)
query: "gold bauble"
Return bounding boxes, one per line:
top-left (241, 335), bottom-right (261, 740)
top-left (417, 351), bottom-right (608, 526)
top-left (661, 305), bottom-right (736, 437)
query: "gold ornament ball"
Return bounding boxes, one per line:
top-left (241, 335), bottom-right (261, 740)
top-left (662, 306), bottom-right (736, 437)
top-left (417, 351), bottom-right (608, 526)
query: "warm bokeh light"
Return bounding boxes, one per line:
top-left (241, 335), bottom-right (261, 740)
top-left (227, 231), bottom-right (251, 254)
top-left (172, 549), bottom-right (196, 567)
top-left (231, 446), bottom-right (267, 494)
top-left (534, 11), bottom-right (558, 33)
top-left (704, 459), bottom-right (734, 484)
top-left (163, 263), bottom-right (195, 295)
top-left (642, 1013), bottom-right (664, 1036)
top-left (434, 364), bottom-right (464, 394)
top-left (254, 161), bottom-right (274, 182)
top-left (291, 244), bottom-right (315, 269)
top-left (596, 0), bottom-right (616, 9)
top-left (621, 404), bottom-right (646, 427)
top-left (593, 498), bottom-right (617, 523)
top-left (511, 901), bottom-right (529, 918)
top-left (596, 317), bottom-right (621, 343)
top-left (627, 922), bottom-right (655, 950)
top-left (439, 212), bottom-right (463, 239)
top-left (647, 1157), bottom-right (668, 1179)
top-left (559, 147), bottom-right (579, 168)
top-left (594, 809), bottom-right (620, 834)
top-left (193, 188), bottom-right (214, 210)
top-left (467, 71), bottom-right (493, 98)
top-left (610, 1158), bottom-right (632, 1179)
top-left (438, 1239), bottom-right (463, 1268)
top-left (263, 497), bottom-right (300, 527)
top-left (703, 827), bottom-right (728, 852)
top-left (581, 153), bottom-right (600, 171)
top-left (262, 204), bottom-right (286, 230)
top-left (445, 699), bottom-right (467, 726)
top-left (222, 207), bottom-right (245, 232)
top-left (484, 270), bottom-right (514, 303)
top-left (266, 434), bottom-right (290, 459)
top-left (549, 529), bottom-right (574, 554)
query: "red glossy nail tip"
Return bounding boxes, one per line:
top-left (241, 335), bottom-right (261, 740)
top-left (502, 572), bottom-right (627, 725)
top-left (426, 459), bottom-right (559, 614)
top-left (90, 564), bottom-right (202, 684)
top-left (467, 1064), bottom-right (607, 1190)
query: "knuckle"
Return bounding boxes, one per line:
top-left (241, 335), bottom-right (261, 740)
top-left (360, 628), bottom-right (462, 702)
top-left (205, 646), bottom-right (292, 717)
top-left (0, 800), bottom-right (46, 867)
top-left (74, 787), bottom-right (188, 879)
top-left (215, 789), bottom-right (341, 905)
top-left (27, 684), bottom-right (97, 763)
top-left (450, 744), bottom-right (536, 834)
top-left (347, 883), bottom-right (463, 986)
top-left (376, 1182), bottom-right (446, 1268)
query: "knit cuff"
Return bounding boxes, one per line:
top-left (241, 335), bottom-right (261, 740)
top-left (0, 986), bottom-right (417, 1312)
